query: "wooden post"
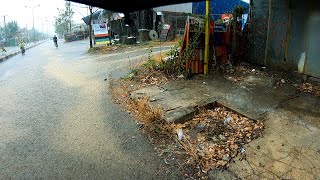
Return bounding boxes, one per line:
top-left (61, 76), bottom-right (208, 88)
top-left (264, 0), bottom-right (272, 65)
top-left (204, 0), bottom-right (210, 75)
top-left (89, 6), bottom-right (93, 48)
top-left (284, 0), bottom-right (292, 68)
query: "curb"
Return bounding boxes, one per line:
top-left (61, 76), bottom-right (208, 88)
top-left (0, 40), bottom-right (48, 63)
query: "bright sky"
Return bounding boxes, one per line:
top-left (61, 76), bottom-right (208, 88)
top-left (0, 0), bottom-right (89, 35)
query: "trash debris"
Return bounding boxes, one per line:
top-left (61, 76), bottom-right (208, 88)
top-left (104, 78), bottom-right (108, 81)
top-left (177, 129), bottom-right (183, 140)
top-left (251, 69), bottom-right (256, 72)
top-left (199, 144), bottom-right (205, 150)
top-left (177, 74), bottom-right (185, 79)
top-left (224, 117), bottom-right (233, 124)
top-left (203, 82), bottom-right (207, 84)
top-left (219, 134), bottom-right (227, 141)
top-left (298, 83), bottom-right (320, 96)
top-left (281, 79), bottom-right (286, 84)
top-left (168, 106), bottom-right (264, 171)
top-left (240, 147), bottom-right (246, 154)
top-left (260, 67), bottom-right (267, 71)
top-left (164, 158), bottom-right (171, 165)
top-left (223, 154), bottom-right (231, 161)
top-left (197, 124), bottom-right (206, 132)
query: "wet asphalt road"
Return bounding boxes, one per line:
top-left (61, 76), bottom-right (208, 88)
top-left (0, 40), bottom-right (175, 179)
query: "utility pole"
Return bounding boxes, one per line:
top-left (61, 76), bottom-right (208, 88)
top-left (204, 0), bottom-right (210, 75)
top-left (89, 6), bottom-right (93, 48)
top-left (67, 1), bottom-right (72, 34)
top-left (25, 5), bottom-right (40, 42)
top-left (1, 15), bottom-right (8, 43)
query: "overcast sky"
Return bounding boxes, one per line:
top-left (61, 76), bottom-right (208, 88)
top-left (1, 0), bottom-right (250, 35)
top-left (0, 0), bottom-right (88, 35)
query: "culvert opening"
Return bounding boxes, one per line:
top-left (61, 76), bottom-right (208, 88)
top-left (168, 101), bottom-right (265, 172)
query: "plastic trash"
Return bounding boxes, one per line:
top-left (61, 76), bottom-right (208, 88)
top-left (224, 117), bottom-right (233, 124)
top-left (240, 147), bottom-right (246, 153)
top-left (177, 74), bottom-right (184, 78)
top-left (177, 129), bottom-right (183, 140)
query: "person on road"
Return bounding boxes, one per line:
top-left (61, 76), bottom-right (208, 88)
top-left (19, 41), bottom-right (25, 55)
top-left (53, 35), bottom-right (58, 48)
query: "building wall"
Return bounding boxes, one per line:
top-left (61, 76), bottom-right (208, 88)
top-left (249, 0), bottom-right (320, 78)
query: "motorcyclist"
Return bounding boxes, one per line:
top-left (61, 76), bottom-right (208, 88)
top-left (19, 41), bottom-right (25, 54)
top-left (53, 35), bottom-right (58, 47)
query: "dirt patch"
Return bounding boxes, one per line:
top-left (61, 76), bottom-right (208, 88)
top-left (88, 40), bottom-right (179, 55)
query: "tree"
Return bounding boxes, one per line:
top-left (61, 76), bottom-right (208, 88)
top-left (54, 2), bottom-right (74, 37)
top-left (2, 21), bottom-right (19, 39)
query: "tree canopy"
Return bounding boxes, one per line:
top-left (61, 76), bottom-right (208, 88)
top-left (54, 2), bottom-right (74, 36)
top-left (0, 21), bottom-right (19, 40)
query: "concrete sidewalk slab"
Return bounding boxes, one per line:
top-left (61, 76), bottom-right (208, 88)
top-left (130, 71), bottom-right (320, 179)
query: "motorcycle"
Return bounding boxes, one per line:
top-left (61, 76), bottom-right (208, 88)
top-left (54, 41), bottom-right (58, 48)
top-left (20, 44), bottom-right (25, 55)
top-left (21, 47), bottom-right (25, 55)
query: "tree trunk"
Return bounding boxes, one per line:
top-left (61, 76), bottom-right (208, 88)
top-left (89, 6), bottom-right (93, 48)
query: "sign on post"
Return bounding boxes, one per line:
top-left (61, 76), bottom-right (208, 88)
top-left (93, 23), bottom-right (110, 46)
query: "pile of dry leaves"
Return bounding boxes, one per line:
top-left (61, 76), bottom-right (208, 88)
top-left (140, 74), bottom-right (170, 87)
top-left (298, 83), bottom-right (320, 96)
top-left (167, 106), bottom-right (264, 172)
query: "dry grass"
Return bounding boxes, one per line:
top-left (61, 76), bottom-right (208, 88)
top-left (109, 78), bottom-right (165, 130)
top-left (131, 97), bottom-right (164, 125)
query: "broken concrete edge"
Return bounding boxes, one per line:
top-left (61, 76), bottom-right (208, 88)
top-left (163, 96), bottom-right (259, 124)
top-left (0, 40), bottom-right (48, 63)
top-left (164, 99), bottom-right (259, 124)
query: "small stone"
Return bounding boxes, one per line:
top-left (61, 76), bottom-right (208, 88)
top-left (197, 124), bottom-right (206, 132)
top-left (257, 145), bottom-right (261, 150)
top-left (104, 78), bottom-right (108, 81)
top-left (281, 79), bottom-right (286, 84)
